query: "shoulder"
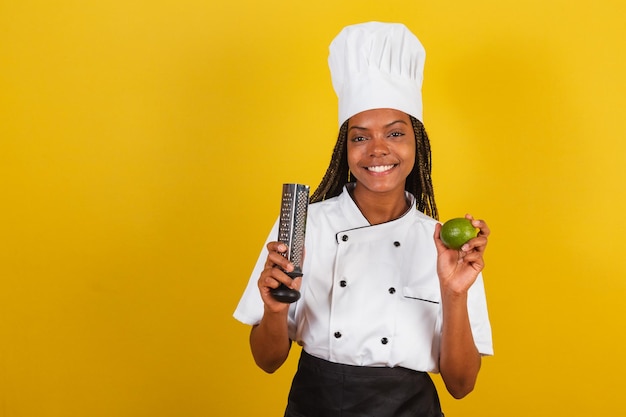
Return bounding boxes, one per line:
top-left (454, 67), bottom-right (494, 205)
top-left (307, 195), bottom-right (343, 227)
top-left (408, 208), bottom-right (439, 228)
top-left (309, 195), bottom-right (340, 211)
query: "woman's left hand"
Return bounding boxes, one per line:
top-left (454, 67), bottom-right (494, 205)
top-left (434, 214), bottom-right (490, 295)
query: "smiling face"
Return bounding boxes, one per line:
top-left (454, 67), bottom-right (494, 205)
top-left (347, 108), bottom-right (416, 199)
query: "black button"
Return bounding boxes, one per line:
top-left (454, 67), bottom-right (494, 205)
top-left (342, 235), bottom-right (349, 242)
top-left (340, 280), bottom-right (347, 287)
top-left (334, 332), bottom-right (342, 339)
top-left (381, 337), bottom-right (388, 345)
top-left (393, 241), bottom-right (401, 247)
top-left (388, 287), bottom-right (396, 294)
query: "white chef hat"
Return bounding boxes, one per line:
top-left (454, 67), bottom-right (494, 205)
top-left (328, 21), bottom-right (426, 128)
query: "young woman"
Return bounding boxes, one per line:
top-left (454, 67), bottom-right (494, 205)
top-left (234, 22), bottom-right (493, 417)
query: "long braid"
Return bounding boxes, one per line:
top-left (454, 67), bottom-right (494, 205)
top-left (410, 116), bottom-right (438, 220)
top-left (311, 116), bottom-right (438, 220)
top-left (310, 121), bottom-right (349, 203)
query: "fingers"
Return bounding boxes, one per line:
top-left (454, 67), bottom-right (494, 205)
top-left (457, 248), bottom-right (485, 270)
top-left (259, 264), bottom-right (299, 290)
top-left (459, 215), bottom-right (488, 274)
top-left (465, 214), bottom-right (490, 238)
top-left (264, 241), bottom-right (294, 273)
top-left (432, 222), bottom-right (448, 254)
top-left (461, 235), bottom-right (488, 253)
top-left (461, 214), bottom-right (489, 253)
top-left (260, 241), bottom-right (301, 292)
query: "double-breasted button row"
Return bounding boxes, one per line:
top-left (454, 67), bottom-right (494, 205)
top-left (336, 281), bottom-right (396, 295)
top-left (333, 332), bottom-right (390, 345)
top-left (339, 235), bottom-right (402, 246)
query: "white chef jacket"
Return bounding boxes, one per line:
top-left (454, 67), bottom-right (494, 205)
top-left (234, 186), bottom-right (493, 373)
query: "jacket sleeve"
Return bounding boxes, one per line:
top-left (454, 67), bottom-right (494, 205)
top-left (233, 218), bottom-right (280, 325)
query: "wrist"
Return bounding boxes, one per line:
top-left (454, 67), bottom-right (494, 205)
top-left (440, 283), bottom-right (469, 300)
top-left (262, 304), bottom-right (289, 325)
top-left (439, 287), bottom-right (469, 315)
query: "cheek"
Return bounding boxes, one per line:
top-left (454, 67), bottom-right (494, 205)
top-left (402, 145), bottom-right (417, 172)
top-left (404, 145), bottom-right (416, 163)
top-left (346, 146), bottom-right (359, 170)
top-left (405, 159), bottom-right (416, 175)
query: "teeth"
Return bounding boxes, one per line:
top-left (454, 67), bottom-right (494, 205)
top-left (367, 165), bottom-right (394, 173)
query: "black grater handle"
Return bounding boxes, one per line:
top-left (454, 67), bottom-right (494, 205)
top-left (270, 283), bottom-right (301, 303)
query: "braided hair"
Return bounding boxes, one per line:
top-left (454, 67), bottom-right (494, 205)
top-left (310, 115), bottom-right (438, 220)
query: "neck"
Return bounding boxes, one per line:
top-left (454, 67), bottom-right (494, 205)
top-left (350, 184), bottom-right (409, 225)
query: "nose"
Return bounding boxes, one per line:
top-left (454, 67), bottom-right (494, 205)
top-left (368, 136), bottom-right (389, 157)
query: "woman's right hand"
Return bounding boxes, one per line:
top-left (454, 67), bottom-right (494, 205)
top-left (257, 241), bottom-right (302, 313)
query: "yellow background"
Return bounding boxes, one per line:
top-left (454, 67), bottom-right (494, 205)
top-left (1, 0), bottom-right (625, 416)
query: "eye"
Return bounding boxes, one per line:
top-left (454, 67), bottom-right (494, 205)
top-left (351, 136), bottom-right (367, 142)
top-left (389, 131), bottom-right (405, 138)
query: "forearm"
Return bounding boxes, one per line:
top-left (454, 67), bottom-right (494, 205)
top-left (249, 308), bottom-right (292, 373)
top-left (439, 290), bottom-right (481, 399)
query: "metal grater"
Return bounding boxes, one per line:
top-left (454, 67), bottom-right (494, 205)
top-left (271, 183), bottom-right (310, 303)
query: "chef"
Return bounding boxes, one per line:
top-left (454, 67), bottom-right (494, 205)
top-left (234, 21), bottom-right (493, 417)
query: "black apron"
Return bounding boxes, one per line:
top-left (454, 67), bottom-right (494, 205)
top-left (284, 350), bottom-right (444, 417)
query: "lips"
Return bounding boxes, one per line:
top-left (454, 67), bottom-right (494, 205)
top-left (366, 164), bottom-right (396, 173)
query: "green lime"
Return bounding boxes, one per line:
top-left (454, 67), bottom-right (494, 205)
top-left (440, 218), bottom-right (478, 250)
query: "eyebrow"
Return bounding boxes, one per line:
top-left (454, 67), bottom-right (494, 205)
top-left (348, 119), bottom-right (409, 131)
